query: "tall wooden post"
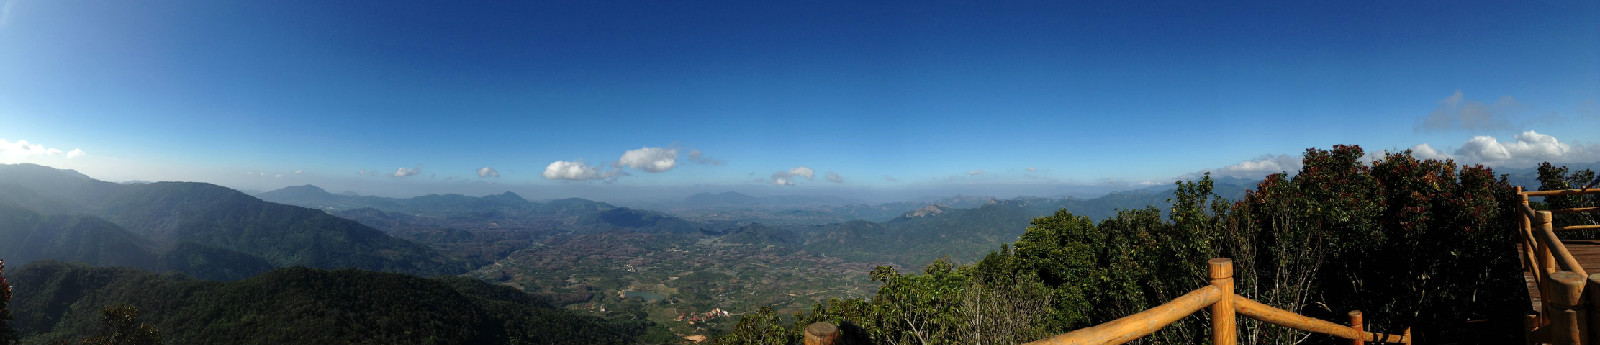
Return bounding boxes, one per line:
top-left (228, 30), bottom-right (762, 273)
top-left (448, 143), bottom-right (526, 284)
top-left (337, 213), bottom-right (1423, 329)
top-left (1533, 309), bottom-right (1548, 345)
top-left (1541, 208), bottom-right (1558, 325)
top-left (1542, 211), bottom-right (1558, 277)
top-left (1350, 311), bottom-right (1364, 345)
top-left (805, 322), bottom-right (839, 345)
top-left (1519, 187), bottom-right (1532, 272)
top-left (1209, 258), bottom-right (1236, 345)
top-left (1523, 188), bottom-right (1548, 332)
top-left (1580, 274), bottom-right (1593, 345)
top-left (1523, 188), bottom-right (1546, 323)
top-left (1550, 271), bottom-right (1587, 345)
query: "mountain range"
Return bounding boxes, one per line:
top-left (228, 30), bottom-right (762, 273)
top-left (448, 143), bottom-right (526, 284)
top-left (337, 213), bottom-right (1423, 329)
top-left (0, 163), bottom-right (465, 280)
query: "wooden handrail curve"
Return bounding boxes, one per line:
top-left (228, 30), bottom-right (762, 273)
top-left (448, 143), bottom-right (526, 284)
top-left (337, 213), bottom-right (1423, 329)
top-left (1022, 258), bottom-right (1409, 345)
top-left (1025, 285), bottom-right (1223, 345)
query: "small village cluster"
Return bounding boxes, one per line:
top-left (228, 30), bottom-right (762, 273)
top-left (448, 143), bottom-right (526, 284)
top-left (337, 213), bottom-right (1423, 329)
top-left (677, 308), bottom-right (730, 324)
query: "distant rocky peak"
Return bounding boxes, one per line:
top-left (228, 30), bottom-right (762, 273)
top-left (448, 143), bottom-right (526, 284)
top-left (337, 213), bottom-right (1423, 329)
top-left (903, 204), bottom-right (952, 218)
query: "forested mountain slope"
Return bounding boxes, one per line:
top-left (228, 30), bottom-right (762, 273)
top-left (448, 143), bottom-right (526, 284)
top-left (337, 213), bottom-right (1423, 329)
top-left (6, 261), bottom-right (649, 345)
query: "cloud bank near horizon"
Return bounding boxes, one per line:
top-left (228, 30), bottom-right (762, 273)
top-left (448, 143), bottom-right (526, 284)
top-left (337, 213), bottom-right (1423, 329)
top-left (0, 138), bottom-right (85, 160)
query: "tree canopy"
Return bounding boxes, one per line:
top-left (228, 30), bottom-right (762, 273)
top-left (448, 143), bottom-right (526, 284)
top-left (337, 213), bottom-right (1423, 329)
top-left (715, 145), bottom-right (1527, 345)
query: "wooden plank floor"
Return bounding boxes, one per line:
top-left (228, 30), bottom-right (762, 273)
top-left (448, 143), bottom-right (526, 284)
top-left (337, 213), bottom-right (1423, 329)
top-left (1524, 240), bottom-right (1600, 311)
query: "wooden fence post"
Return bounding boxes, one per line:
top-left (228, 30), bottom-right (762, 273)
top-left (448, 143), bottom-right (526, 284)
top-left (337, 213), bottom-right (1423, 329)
top-left (1542, 211), bottom-right (1558, 275)
top-left (805, 322), bottom-right (839, 345)
top-left (1551, 271), bottom-right (1587, 345)
top-left (1533, 309), bottom-right (1548, 345)
top-left (1209, 258), bottom-right (1236, 345)
top-left (1519, 187), bottom-right (1535, 275)
top-left (1350, 311), bottom-right (1364, 345)
top-left (1542, 208), bottom-right (1558, 325)
top-left (1580, 274), bottom-right (1593, 345)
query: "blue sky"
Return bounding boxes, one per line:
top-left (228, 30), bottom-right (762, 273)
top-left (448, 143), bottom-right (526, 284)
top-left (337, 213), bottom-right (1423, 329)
top-left (1, 1), bottom-right (1597, 200)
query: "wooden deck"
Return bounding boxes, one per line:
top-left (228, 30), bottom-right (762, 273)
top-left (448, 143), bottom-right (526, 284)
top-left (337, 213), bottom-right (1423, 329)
top-left (1525, 240), bottom-right (1600, 311)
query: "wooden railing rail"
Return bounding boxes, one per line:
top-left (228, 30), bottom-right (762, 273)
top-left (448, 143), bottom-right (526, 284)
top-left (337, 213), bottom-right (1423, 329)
top-left (1523, 189), bottom-right (1600, 197)
top-left (1517, 186), bottom-right (1600, 344)
top-left (1020, 258), bottom-right (1409, 345)
top-left (1552, 207), bottom-right (1600, 215)
top-left (1233, 297), bottom-right (1409, 344)
top-left (1027, 285), bottom-right (1223, 345)
top-left (1529, 195), bottom-right (1600, 232)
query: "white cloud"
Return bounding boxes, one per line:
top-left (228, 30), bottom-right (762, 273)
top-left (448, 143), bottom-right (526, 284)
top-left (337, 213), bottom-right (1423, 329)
top-left (478, 166), bottom-right (499, 178)
top-left (618, 147), bottom-right (677, 172)
top-left (789, 166), bottom-right (814, 179)
top-left (0, 138), bottom-right (76, 160)
top-left (968, 170), bottom-right (984, 176)
top-left (393, 166), bottom-right (421, 177)
top-left (1453, 130), bottom-right (1580, 165)
top-left (293, 169), bottom-right (303, 174)
top-left (1025, 167), bottom-right (1036, 172)
top-left (770, 166), bottom-right (815, 186)
top-left (826, 171), bottom-right (843, 183)
top-left (1406, 143), bottom-right (1453, 161)
top-left (884, 175), bottom-right (899, 182)
top-left (540, 145), bottom-right (715, 182)
top-left (1456, 136), bottom-right (1512, 162)
top-left (1416, 90), bottom-right (1518, 132)
top-left (1207, 154), bottom-right (1302, 179)
top-left (543, 160), bottom-right (621, 181)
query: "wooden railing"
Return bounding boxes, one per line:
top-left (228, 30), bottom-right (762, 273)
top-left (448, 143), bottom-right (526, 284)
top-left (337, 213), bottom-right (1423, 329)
top-left (1021, 258), bottom-right (1410, 345)
top-left (799, 258), bottom-right (1409, 345)
top-left (1517, 186), bottom-right (1600, 345)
